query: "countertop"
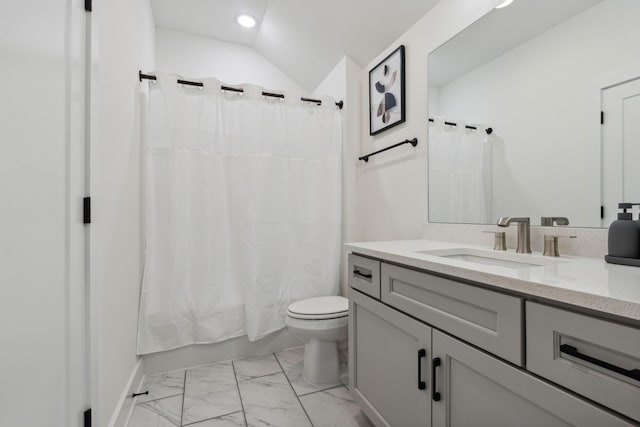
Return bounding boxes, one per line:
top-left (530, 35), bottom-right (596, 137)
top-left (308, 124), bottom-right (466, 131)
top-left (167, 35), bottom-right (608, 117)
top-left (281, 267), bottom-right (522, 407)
top-left (345, 240), bottom-right (640, 324)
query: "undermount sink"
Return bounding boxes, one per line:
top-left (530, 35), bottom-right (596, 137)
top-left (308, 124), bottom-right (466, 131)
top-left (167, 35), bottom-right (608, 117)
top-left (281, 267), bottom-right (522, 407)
top-left (416, 248), bottom-right (551, 270)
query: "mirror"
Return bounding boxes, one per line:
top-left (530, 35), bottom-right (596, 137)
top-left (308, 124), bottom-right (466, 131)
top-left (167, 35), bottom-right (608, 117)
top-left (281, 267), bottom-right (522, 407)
top-left (428, 0), bottom-right (640, 228)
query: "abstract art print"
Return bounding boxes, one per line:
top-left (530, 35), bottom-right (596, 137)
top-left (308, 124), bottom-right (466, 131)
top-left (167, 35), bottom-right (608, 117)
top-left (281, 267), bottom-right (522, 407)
top-left (369, 45), bottom-right (405, 135)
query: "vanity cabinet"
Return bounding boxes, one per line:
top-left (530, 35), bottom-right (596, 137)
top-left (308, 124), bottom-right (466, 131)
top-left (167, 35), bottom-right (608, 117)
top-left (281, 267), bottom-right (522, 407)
top-left (348, 254), bottom-right (637, 427)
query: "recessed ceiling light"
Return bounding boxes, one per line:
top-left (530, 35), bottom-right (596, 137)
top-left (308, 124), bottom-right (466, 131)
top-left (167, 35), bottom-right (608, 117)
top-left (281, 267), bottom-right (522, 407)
top-left (236, 14), bottom-right (257, 28)
top-left (495, 0), bottom-right (515, 8)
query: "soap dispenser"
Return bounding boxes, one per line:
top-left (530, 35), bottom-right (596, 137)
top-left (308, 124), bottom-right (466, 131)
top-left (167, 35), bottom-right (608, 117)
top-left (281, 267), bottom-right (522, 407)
top-left (605, 203), bottom-right (640, 267)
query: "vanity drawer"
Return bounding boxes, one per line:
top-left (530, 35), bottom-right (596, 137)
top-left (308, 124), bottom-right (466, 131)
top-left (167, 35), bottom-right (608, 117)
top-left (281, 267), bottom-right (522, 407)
top-left (527, 302), bottom-right (640, 422)
top-left (381, 263), bottom-right (523, 365)
top-left (348, 254), bottom-right (381, 299)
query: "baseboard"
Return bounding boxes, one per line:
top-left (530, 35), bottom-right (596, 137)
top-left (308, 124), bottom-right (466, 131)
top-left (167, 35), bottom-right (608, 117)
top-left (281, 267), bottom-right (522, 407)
top-left (108, 358), bottom-right (145, 427)
top-left (143, 329), bottom-right (302, 375)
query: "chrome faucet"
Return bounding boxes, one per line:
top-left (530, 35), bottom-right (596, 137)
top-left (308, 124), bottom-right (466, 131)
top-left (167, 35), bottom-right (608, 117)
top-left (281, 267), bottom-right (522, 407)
top-left (497, 217), bottom-right (531, 253)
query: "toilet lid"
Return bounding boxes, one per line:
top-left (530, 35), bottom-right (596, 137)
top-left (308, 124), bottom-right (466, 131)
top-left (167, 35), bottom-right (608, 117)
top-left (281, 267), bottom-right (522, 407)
top-left (287, 296), bottom-right (349, 320)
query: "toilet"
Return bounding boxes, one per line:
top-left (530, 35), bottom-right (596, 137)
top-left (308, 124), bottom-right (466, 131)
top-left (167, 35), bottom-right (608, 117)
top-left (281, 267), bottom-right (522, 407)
top-left (285, 295), bottom-right (349, 385)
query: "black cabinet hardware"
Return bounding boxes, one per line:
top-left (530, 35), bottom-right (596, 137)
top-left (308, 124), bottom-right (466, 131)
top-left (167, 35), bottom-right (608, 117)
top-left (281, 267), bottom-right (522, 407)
top-left (560, 344), bottom-right (640, 382)
top-left (432, 357), bottom-right (442, 401)
top-left (353, 269), bottom-right (372, 280)
top-left (418, 349), bottom-right (427, 390)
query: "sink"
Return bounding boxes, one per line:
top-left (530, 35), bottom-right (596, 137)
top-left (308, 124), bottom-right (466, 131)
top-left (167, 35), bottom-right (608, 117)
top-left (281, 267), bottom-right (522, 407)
top-left (416, 248), bottom-right (551, 270)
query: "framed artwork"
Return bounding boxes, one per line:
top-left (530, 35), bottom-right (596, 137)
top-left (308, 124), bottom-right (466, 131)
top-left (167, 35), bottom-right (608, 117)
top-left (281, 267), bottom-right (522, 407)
top-left (369, 45), bottom-right (405, 135)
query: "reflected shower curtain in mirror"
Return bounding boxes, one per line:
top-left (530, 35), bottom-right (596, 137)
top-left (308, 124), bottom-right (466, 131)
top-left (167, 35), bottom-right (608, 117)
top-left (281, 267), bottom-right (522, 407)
top-left (137, 73), bottom-right (342, 354)
top-left (428, 119), bottom-right (491, 223)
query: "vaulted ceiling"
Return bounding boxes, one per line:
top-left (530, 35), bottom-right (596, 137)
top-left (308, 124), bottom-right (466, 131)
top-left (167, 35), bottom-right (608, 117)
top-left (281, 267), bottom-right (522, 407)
top-left (151, 0), bottom-right (441, 92)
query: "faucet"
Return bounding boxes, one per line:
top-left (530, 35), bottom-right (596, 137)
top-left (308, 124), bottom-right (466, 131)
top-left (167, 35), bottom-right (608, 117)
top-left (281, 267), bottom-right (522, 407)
top-left (497, 217), bottom-right (531, 253)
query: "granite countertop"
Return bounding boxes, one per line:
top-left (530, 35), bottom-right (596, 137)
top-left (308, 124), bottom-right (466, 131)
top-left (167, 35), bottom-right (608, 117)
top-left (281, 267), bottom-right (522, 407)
top-left (345, 240), bottom-right (640, 324)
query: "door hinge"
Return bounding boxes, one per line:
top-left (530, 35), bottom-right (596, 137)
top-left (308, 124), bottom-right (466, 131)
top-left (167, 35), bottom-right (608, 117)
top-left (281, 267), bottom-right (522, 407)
top-left (85, 0), bottom-right (92, 12)
top-left (601, 110), bottom-right (604, 125)
top-left (601, 205), bottom-right (604, 219)
top-left (84, 408), bottom-right (91, 427)
top-left (83, 197), bottom-right (91, 224)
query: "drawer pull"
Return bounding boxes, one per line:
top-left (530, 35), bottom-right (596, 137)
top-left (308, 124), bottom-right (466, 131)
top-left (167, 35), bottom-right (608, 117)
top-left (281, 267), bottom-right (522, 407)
top-left (418, 349), bottom-right (426, 390)
top-left (353, 269), bottom-right (372, 280)
top-left (432, 357), bottom-right (442, 401)
top-left (559, 344), bottom-right (640, 382)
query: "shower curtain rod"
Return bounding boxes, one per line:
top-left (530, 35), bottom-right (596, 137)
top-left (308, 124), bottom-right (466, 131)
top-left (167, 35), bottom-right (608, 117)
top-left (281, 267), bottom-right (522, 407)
top-left (428, 117), bottom-right (493, 135)
top-left (139, 71), bottom-right (344, 109)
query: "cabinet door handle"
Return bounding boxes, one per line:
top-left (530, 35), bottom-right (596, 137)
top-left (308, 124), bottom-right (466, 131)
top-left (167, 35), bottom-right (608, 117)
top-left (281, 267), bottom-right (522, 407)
top-left (432, 357), bottom-right (442, 401)
top-left (353, 269), bottom-right (372, 280)
top-left (560, 344), bottom-right (640, 381)
top-left (418, 349), bottom-right (426, 390)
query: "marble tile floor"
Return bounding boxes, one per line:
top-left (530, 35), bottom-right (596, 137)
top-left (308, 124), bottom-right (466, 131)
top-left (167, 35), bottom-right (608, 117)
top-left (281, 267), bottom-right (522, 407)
top-left (128, 347), bottom-right (372, 427)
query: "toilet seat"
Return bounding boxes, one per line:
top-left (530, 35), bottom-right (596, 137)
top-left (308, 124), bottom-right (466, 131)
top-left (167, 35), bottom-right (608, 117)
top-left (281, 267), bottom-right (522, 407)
top-left (286, 296), bottom-right (348, 320)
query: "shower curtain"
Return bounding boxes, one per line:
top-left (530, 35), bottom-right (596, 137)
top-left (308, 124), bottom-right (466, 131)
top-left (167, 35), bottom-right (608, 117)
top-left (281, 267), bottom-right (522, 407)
top-left (137, 73), bottom-right (342, 355)
top-left (428, 118), bottom-right (492, 223)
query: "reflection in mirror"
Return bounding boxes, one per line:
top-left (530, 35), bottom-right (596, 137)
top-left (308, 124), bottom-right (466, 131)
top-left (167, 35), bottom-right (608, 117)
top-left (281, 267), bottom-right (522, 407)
top-left (428, 0), bottom-right (640, 228)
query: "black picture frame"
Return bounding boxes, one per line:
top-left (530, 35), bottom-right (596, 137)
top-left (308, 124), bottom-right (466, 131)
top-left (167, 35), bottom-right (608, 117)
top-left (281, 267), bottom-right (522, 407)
top-left (369, 45), bottom-right (406, 135)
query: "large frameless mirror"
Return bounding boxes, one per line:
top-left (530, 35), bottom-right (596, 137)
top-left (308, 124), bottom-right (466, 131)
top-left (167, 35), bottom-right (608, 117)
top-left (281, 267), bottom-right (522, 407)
top-left (428, 0), bottom-right (640, 228)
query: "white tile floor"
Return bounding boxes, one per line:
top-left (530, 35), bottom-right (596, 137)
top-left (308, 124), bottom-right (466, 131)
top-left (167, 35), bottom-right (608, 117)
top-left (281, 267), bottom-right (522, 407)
top-left (128, 347), bottom-right (373, 427)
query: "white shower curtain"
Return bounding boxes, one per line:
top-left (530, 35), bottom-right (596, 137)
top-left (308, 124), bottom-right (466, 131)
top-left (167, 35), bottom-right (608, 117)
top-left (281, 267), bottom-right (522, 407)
top-left (428, 118), bottom-right (492, 223)
top-left (137, 73), bottom-right (342, 355)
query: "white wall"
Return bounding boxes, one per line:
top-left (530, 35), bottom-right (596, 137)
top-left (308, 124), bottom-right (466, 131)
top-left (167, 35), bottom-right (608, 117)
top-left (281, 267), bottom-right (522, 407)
top-left (0, 1), bottom-right (88, 426)
top-left (156, 28), bottom-right (304, 93)
top-left (312, 56), bottom-right (364, 296)
top-left (432, 0), bottom-right (640, 227)
top-left (358, 0), bottom-right (502, 241)
top-left (91, 0), bottom-right (155, 425)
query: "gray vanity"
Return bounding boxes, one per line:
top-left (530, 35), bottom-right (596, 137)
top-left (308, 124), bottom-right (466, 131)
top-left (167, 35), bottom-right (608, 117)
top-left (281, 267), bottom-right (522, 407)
top-left (346, 241), bottom-right (640, 427)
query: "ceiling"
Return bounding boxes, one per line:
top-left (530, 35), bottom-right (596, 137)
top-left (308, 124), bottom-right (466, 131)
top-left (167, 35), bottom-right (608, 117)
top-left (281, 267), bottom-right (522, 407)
top-left (151, 0), bottom-right (440, 92)
top-left (428, 0), bottom-right (603, 87)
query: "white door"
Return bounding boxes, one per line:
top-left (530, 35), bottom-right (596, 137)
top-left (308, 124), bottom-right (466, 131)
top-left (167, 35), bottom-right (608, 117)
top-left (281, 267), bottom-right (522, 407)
top-left (0, 1), bottom-right (90, 426)
top-left (601, 77), bottom-right (640, 226)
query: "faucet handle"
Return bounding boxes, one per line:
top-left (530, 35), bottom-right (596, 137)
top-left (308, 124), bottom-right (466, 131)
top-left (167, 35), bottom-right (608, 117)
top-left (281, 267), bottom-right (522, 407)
top-left (483, 231), bottom-right (507, 251)
top-left (543, 235), bottom-right (577, 257)
top-left (541, 217), bottom-right (570, 226)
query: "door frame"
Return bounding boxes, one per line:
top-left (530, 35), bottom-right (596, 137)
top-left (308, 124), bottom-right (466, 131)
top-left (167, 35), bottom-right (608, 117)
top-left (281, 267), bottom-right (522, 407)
top-left (68, 0), bottom-right (92, 424)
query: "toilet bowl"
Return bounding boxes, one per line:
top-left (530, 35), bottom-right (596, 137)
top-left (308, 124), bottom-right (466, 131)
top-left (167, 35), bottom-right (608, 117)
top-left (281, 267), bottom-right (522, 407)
top-left (285, 296), bottom-right (348, 385)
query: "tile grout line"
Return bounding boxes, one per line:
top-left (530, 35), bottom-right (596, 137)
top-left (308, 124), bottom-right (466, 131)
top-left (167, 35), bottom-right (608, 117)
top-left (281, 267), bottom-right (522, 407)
top-left (274, 352), bottom-right (315, 427)
top-left (297, 382), bottom-right (344, 397)
top-left (181, 411), bottom-right (245, 427)
top-left (180, 370), bottom-right (187, 426)
top-left (137, 392), bottom-right (183, 405)
top-left (231, 359), bottom-right (249, 427)
top-left (235, 359), bottom-right (284, 383)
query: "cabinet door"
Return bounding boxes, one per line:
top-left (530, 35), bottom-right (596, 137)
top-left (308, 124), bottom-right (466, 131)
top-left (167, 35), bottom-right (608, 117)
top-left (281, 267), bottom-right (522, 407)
top-left (349, 290), bottom-right (431, 427)
top-left (431, 330), bottom-right (633, 427)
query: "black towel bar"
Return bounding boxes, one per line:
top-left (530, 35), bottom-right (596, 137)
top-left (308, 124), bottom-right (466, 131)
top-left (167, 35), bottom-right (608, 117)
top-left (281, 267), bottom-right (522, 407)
top-left (359, 138), bottom-right (418, 162)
